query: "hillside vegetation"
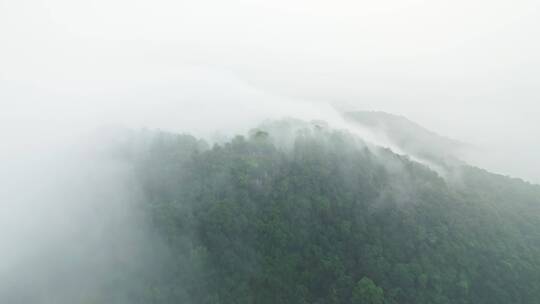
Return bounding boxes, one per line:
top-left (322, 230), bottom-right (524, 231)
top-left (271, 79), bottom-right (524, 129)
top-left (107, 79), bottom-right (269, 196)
top-left (110, 120), bottom-right (540, 304)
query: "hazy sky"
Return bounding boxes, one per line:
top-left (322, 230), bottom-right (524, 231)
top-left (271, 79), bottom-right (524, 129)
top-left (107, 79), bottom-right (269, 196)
top-left (1, 0), bottom-right (540, 182)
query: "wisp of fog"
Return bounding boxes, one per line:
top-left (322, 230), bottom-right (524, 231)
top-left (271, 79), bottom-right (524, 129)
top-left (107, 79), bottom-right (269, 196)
top-left (1, 0), bottom-right (540, 302)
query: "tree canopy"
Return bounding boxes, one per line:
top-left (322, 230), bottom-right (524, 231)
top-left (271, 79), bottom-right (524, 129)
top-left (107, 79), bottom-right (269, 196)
top-left (92, 120), bottom-right (540, 304)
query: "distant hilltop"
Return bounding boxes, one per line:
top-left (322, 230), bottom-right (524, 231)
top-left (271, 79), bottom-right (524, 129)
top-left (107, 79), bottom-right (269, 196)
top-left (342, 111), bottom-right (470, 165)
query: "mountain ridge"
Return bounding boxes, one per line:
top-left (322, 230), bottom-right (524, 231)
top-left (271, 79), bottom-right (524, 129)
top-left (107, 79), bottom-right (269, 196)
top-left (341, 111), bottom-right (471, 165)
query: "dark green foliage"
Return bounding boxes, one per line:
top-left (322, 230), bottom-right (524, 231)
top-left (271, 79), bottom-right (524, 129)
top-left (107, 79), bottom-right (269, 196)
top-left (122, 122), bottom-right (540, 304)
top-left (352, 277), bottom-right (384, 304)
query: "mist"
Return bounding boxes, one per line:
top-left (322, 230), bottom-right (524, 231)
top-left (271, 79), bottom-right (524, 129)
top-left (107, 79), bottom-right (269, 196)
top-left (2, 0), bottom-right (540, 182)
top-left (2, 0), bottom-right (540, 302)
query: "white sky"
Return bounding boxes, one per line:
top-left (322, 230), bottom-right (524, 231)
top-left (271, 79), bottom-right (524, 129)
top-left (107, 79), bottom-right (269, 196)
top-left (1, 0), bottom-right (540, 182)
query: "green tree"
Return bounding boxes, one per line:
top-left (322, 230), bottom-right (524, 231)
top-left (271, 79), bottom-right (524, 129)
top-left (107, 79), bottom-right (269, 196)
top-left (352, 277), bottom-right (384, 304)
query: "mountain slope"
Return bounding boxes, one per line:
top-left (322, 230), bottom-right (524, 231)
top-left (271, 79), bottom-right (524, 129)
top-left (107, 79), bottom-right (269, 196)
top-left (109, 120), bottom-right (540, 304)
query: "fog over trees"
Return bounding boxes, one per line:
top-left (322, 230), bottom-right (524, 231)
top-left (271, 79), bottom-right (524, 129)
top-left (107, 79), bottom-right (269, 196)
top-left (1, 0), bottom-right (540, 303)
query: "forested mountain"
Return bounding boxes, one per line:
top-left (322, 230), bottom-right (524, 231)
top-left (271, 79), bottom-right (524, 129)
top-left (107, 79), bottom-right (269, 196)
top-left (103, 120), bottom-right (540, 303)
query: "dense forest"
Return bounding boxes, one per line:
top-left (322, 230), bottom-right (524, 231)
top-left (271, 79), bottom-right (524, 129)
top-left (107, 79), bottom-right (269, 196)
top-left (99, 120), bottom-right (540, 304)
